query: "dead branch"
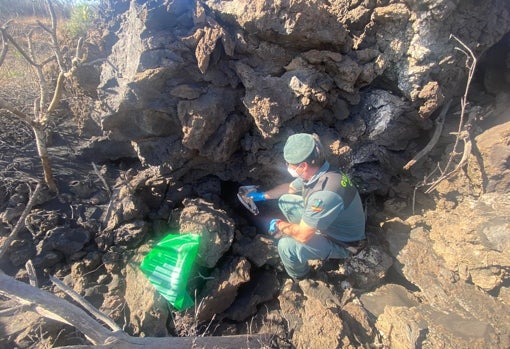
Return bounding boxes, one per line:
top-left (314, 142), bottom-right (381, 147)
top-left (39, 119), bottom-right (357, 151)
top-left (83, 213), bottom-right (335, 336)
top-left (54, 334), bottom-right (272, 349)
top-left (403, 100), bottom-right (452, 170)
top-left (50, 275), bottom-right (121, 332)
top-left (47, 71), bottom-right (65, 114)
top-left (0, 182), bottom-right (42, 260)
top-left (26, 260), bottom-right (38, 287)
top-left (0, 270), bottom-right (116, 344)
top-left (1, 187), bottom-right (272, 347)
top-left (0, 28), bottom-right (39, 66)
top-left (440, 34), bottom-right (477, 174)
top-left (0, 304), bottom-right (34, 316)
top-left (27, 31), bottom-right (50, 117)
top-left (413, 35), bottom-right (478, 195)
top-left (424, 109), bottom-right (477, 194)
top-left (0, 96), bottom-right (36, 126)
top-left (47, 2), bottom-right (65, 71)
top-left (43, 0), bottom-right (72, 114)
top-left (92, 162), bottom-right (111, 196)
top-left (0, 0), bottom-right (86, 193)
top-left (0, 94), bottom-right (58, 193)
top-left (0, 28), bottom-right (7, 66)
top-left (0, 271), bottom-right (272, 348)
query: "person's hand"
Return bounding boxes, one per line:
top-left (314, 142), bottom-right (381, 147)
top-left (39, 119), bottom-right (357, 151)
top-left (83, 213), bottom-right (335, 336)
top-left (268, 219), bottom-right (282, 236)
top-left (247, 191), bottom-right (266, 202)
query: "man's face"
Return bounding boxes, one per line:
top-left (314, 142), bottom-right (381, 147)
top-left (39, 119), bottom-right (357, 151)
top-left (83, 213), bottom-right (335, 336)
top-left (287, 162), bottom-right (305, 178)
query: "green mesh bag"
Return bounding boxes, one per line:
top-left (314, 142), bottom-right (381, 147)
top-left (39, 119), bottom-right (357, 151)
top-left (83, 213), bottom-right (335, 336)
top-left (140, 233), bottom-right (201, 311)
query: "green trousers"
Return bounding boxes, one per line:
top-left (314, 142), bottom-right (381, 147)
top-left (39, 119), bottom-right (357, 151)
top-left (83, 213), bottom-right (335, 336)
top-left (276, 194), bottom-right (351, 279)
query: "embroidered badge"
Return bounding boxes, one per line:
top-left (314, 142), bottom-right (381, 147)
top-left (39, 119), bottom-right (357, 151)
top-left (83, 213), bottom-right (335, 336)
top-left (311, 199), bottom-right (324, 212)
top-left (340, 173), bottom-right (353, 188)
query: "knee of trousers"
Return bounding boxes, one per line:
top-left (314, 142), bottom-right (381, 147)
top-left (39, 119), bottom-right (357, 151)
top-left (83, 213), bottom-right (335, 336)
top-left (277, 236), bottom-right (298, 258)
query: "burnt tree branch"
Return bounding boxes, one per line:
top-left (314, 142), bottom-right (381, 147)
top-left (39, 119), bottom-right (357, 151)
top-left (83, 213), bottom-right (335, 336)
top-left (0, 271), bottom-right (272, 348)
top-left (0, 182), bottom-right (42, 261)
top-left (403, 100), bottom-right (451, 170)
top-left (410, 35), bottom-right (479, 197)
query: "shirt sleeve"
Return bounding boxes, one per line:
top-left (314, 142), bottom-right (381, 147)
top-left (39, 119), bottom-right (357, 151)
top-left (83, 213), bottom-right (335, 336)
top-left (289, 178), bottom-right (303, 193)
top-left (302, 191), bottom-right (344, 230)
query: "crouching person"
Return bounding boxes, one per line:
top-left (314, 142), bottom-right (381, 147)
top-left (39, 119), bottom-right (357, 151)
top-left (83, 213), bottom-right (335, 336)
top-left (247, 133), bottom-right (367, 280)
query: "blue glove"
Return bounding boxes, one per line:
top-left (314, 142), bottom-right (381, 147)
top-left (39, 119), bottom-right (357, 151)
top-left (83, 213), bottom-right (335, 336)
top-left (247, 191), bottom-right (266, 202)
top-left (268, 219), bottom-right (282, 236)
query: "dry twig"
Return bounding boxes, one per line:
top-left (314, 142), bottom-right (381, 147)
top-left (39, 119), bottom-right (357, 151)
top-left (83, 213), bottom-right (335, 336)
top-left (0, 26), bottom-right (7, 66)
top-left (411, 35), bottom-right (478, 197)
top-left (422, 35), bottom-right (477, 193)
top-left (0, 182), bottom-right (42, 260)
top-left (403, 100), bottom-right (452, 170)
top-left (441, 35), bottom-right (477, 170)
top-left (26, 260), bottom-right (38, 287)
top-left (50, 275), bottom-right (121, 332)
top-left (92, 162), bottom-right (111, 196)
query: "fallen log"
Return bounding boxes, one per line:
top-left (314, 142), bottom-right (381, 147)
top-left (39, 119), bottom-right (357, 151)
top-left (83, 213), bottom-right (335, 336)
top-left (0, 271), bottom-right (272, 348)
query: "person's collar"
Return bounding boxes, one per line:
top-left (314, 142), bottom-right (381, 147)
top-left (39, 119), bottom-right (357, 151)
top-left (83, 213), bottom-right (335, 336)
top-left (303, 161), bottom-right (330, 186)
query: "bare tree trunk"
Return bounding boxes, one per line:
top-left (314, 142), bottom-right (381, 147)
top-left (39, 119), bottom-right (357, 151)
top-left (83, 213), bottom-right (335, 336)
top-left (33, 125), bottom-right (58, 193)
top-left (0, 0), bottom-right (86, 193)
top-left (0, 97), bottom-right (58, 193)
top-left (0, 270), bottom-right (114, 344)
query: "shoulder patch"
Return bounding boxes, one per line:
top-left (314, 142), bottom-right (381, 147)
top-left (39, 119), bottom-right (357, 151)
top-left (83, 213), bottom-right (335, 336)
top-left (310, 198), bottom-right (324, 212)
top-left (340, 173), bottom-right (353, 188)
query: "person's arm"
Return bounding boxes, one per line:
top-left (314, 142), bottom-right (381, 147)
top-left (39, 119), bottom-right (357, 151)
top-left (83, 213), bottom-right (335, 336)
top-left (263, 183), bottom-right (294, 199)
top-left (276, 219), bottom-right (316, 243)
top-left (247, 182), bottom-right (300, 202)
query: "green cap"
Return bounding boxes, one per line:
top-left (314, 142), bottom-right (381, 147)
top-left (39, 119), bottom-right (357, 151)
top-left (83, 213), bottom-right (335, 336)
top-left (283, 133), bottom-right (316, 164)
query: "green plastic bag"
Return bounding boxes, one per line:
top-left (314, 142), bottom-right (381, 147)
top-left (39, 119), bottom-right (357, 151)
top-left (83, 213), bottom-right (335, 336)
top-left (140, 233), bottom-right (201, 311)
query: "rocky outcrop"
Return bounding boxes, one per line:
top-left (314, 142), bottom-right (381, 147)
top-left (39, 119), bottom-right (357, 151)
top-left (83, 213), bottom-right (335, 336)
top-left (88, 0), bottom-right (510, 195)
top-left (369, 118), bottom-right (510, 348)
top-left (471, 120), bottom-right (510, 193)
top-left (123, 249), bottom-right (169, 337)
top-left (1, 1), bottom-right (510, 348)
